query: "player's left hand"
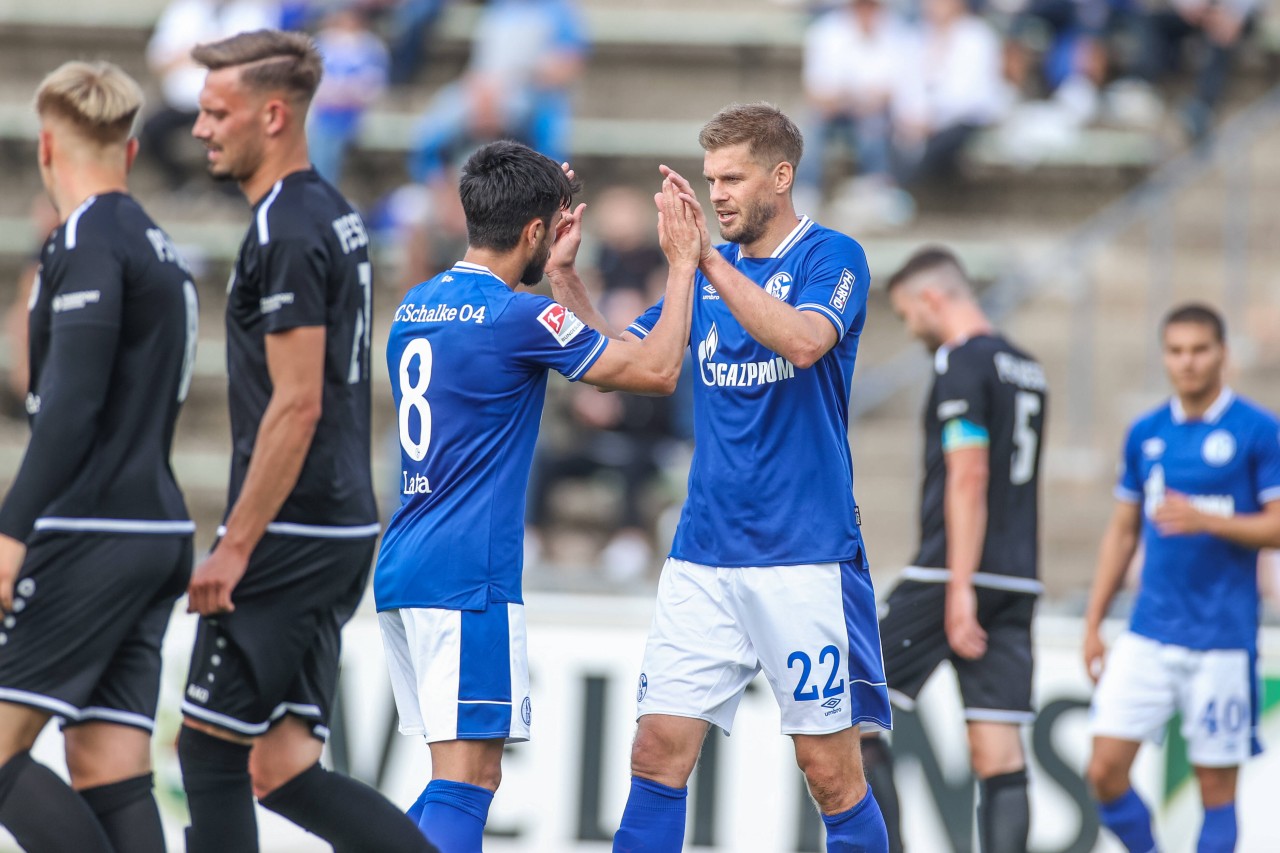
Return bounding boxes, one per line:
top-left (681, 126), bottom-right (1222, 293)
top-left (945, 581), bottom-right (988, 660)
top-left (1152, 491), bottom-right (1206, 536)
top-left (0, 534), bottom-right (26, 613)
top-left (658, 165), bottom-right (713, 264)
top-left (548, 199), bottom-right (587, 274)
top-left (187, 545), bottom-right (249, 616)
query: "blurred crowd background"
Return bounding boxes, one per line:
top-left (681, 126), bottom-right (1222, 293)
top-left (1, 0), bottom-right (1280, 610)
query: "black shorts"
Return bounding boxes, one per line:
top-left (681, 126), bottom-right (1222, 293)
top-left (879, 578), bottom-right (1036, 723)
top-left (0, 531), bottom-right (192, 731)
top-left (181, 533), bottom-right (375, 740)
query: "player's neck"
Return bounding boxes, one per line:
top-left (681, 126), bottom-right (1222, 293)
top-left (738, 207), bottom-right (800, 259)
top-left (1177, 383), bottom-right (1225, 421)
top-left (241, 143), bottom-right (312, 206)
top-left (461, 247), bottom-right (524, 289)
top-left (941, 303), bottom-right (992, 347)
top-left (51, 166), bottom-right (127, 223)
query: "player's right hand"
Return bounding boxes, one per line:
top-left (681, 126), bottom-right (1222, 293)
top-left (187, 545), bottom-right (249, 616)
top-left (1083, 630), bottom-right (1106, 684)
top-left (658, 165), bottom-right (713, 264)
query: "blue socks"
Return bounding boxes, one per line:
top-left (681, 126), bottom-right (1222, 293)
top-left (1198, 802), bottom-right (1236, 853)
top-left (1098, 788), bottom-right (1158, 853)
top-left (822, 788), bottom-right (889, 853)
top-left (612, 776), bottom-right (688, 853)
top-left (413, 780), bottom-right (493, 853)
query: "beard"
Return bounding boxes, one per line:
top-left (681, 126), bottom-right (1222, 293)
top-left (520, 233), bottom-right (554, 286)
top-left (719, 196), bottom-right (776, 246)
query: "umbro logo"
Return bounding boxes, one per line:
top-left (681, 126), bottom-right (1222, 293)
top-left (821, 698), bottom-right (842, 710)
top-left (702, 284), bottom-right (720, 300)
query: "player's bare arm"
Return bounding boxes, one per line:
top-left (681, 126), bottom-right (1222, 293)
top-left (661, 165), bottom-right (837, 368)
top-left (944, 445), bottom-right (990, 660)
top-left (188, 326), bottom-right (325, 615)
top-left (579, 178), bottom-right (697, 395)
top-left (0, 537), bottom-right (23, 613)
top-left (1082, 500), bottom-right (1142, 683)
top-left (545, 201), bottom-right (624, 338)
top-left (1154, 493), bottom-right (1280, 548)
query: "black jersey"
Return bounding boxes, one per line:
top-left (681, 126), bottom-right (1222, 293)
top-left (224, 169), bottom-right (377, 531)
top-left (0, 193), bottom-right (196, 540)
top-left (911, 335), bottom-right (1046, 581)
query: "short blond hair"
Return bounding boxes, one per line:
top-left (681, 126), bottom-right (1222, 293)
top-left (192, 29), bottom-right (323, 104)
top-left (34, 60), bottom-right (143, 146)
top-left (698, 102), bottom-right (803, 172)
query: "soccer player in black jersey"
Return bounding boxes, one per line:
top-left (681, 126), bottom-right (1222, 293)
top-left (177, 30), bottom-right (434, 853)
top-left (0, 61), bottom-right (197, 853)
top-left (867, 247), bottom-right (1047, 853)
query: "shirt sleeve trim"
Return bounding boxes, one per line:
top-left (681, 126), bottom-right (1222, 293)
top-left (796, 303), bottom-right (847, 338)
top-left (566, 334), bottom-right (607, 381)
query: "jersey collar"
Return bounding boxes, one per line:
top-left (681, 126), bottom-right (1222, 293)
top-left (451, 261), bottom-right (504, 282)
top-left (733, 215), bottom-right (814, 262)
top-left (1171, 386), bottom-right (1234, 424)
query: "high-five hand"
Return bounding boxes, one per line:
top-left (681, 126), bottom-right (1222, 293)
top-left (659, 165), bottom-right (713, 264)
top-left (655, 176), bottom-right (701, 269)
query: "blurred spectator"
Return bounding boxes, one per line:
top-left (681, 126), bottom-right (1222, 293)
top-left (3, 195), bottom-right (59, 418)
top-left (797, 0), bottom-right (916, 202)
top-left (526, 291), bottom-right (689, 583)
top-left (382, 0), bottom-right (452, 85)
top-left (1134, 0), bottom-right (1259, 142)
top-left (142, 0), bottom-right (281, 191)
top-left (371, 171), bottom-right (471, 294)
top-left (407, 0), bottom-right (589, 182)
top-left (588, 186), bottom-right (666, 298)
top-left (309, 3), bottom-right (389, 185)
top-left (1005, 0), bottom-right (1112, 124)
top-left (893, 0), bottom-right (1011, 184)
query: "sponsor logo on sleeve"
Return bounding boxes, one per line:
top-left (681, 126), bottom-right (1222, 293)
top-left (260, 292), bottom-right (295, 314)
top-left (937, 399), bottom-right (969, 420)
top-left (51, 290), bottom-right (101, 313)
top-left (830, 269), bottom-right (855, 312)
top-left (537, 303), bottom-right (586, 346)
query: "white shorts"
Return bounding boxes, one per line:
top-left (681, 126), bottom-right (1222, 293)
top-left (635, 556), bottom-right (892, 736)
top-left (1090, 632), bottom-right (1260, 767)
top-left (378, 604), bottom-right (531, 744)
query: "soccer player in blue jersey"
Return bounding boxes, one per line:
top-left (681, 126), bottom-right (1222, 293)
top-left (1084, 303), bottom-right (1280, 853)
top-left (376, 140), bottom-right (699, 851)
top-left (597, 103), bottom-right (892, 852)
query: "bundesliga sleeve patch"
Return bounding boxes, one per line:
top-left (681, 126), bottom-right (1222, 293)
top-left (830, 269), bottom-right (855, 312)
top-left (537, 303), bottom-right (586, 347)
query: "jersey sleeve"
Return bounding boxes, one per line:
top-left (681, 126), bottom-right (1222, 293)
top-left (934, 348), bottom-right (991, 453)
top-left (1253, 420), bottom-right (1280, 505)
top-left (625, 297), bottom-right (664, 340)
top-left (258, 237), bottom-right (328, 334)
top-left (1115, 424), bottom-right (1142, 503)
top-left (793, 236), bottom-right (870, 340)
top-left (0, 246), bottom-right (123, 540)
top-left (508, 295), bottom-right (606, 381)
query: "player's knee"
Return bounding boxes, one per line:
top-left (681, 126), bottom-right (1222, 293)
top-left (798, 752), bottom-right (865, 813)
top-left (629, 725), bottom-right (697, 787)
top-left (249, 745), bottom-right (315, 800)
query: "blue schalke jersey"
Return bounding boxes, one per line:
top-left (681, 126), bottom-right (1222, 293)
top-left (1116, 389), bottom-right (1280, 651)
top-left (628, 217), bottom-right (869, 566)
top-left (375, 262), bottom-right (606, 610)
